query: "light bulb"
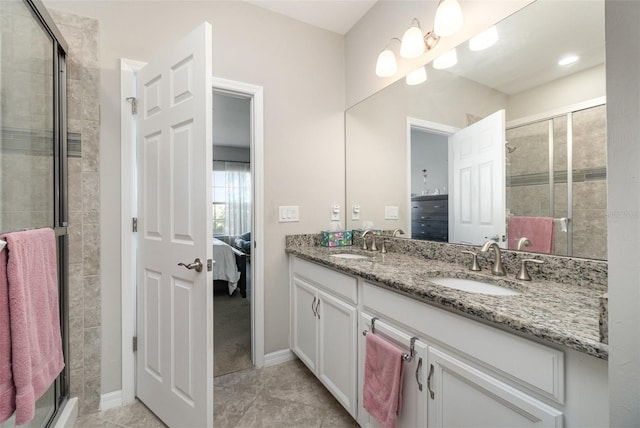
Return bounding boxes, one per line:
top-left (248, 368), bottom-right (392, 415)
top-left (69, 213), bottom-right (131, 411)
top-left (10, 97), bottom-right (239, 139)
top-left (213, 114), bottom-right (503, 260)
top-left (400, 25), bottom-right (425, 59)
top-left (406, 66), bottom-right (427, 85)
top-left (433, 48), bottom-right (457, 70)
top-left (469, 26), bottom-right (498, 51)
top-left (376, 49), bottom-right (397, 77)
top-left (434, 0), bottom-right (463, 37)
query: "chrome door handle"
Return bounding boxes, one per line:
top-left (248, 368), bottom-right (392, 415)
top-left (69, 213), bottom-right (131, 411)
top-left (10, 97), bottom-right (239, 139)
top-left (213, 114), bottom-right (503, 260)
top-left (178, 258), bottom-right (203, 273)
top-left (312, 296), bottom-right (317, 316)
top-left (427, 363), bottom-right (435, 399)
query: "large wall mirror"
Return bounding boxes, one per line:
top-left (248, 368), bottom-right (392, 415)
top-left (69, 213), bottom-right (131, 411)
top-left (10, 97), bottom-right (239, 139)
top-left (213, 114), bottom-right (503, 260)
top-left (345, 0), bottom-right (606, 260)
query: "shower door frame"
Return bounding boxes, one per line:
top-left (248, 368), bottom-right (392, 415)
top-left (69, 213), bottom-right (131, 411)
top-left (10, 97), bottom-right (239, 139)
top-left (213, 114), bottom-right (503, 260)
top-left (506, 96), bottom-right (606, 258)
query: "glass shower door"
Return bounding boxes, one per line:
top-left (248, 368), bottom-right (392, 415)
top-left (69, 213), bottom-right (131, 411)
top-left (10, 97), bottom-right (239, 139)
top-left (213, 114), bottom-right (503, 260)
top-left (0, 0), bottom-right (62, 427)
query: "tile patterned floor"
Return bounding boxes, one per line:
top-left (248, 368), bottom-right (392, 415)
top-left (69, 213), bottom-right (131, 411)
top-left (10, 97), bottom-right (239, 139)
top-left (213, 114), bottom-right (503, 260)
top-left (74, 359), bottom-right (359, 428)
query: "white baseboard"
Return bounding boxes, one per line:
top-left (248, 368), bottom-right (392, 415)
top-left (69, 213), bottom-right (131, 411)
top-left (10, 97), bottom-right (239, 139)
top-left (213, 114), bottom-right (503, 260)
top-left (264, 349), bottom-right (297, 367)
top-left (99, 390), bottom-right (123, 411)
top-left (53, 397), bottom-right (78, 428)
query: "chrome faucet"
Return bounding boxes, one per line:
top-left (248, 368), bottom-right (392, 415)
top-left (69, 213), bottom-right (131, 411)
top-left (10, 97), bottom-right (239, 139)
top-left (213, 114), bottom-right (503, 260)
top-left (392, 228), bottom-right (405, 237)
top-left (361, 230), bottom-right (378, 251)
top-left (480, 240), bottom-right (506, 276)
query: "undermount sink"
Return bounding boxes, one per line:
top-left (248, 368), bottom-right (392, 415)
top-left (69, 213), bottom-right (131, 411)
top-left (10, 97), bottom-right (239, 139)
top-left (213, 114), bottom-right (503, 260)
top-left (428, 277), bottom-right (521, 296)
top-left (329, 253), bottom-right (371, 260)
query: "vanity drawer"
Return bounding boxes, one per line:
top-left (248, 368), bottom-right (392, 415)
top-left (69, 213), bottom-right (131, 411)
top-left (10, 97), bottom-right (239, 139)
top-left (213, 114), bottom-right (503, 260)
top-left (362, 283), bottom-right (565, 404)
top-left (292, 257), bottom-right (357, 304)
top-left (411, 203), bottom-right (448, 217)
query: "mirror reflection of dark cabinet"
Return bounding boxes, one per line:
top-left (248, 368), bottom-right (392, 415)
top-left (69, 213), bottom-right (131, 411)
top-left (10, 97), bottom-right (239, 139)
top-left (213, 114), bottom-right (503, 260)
top-left (412, 195), bottom-right (448, 242)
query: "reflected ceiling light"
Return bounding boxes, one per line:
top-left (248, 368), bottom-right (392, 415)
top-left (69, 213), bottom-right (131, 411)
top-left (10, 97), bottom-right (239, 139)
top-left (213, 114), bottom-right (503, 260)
top-left (434, 0), bottom-right (463, 37)
top-left (558, 54), bottom-right (579, 66)
top-left (433, 48), bottom-right (457, 70)
top-left (376, 48), bottom-right (398, 77)
top-left (406, 66), bottom-right (427, 85)
top-left (469, 26), bottom-right (498, 51)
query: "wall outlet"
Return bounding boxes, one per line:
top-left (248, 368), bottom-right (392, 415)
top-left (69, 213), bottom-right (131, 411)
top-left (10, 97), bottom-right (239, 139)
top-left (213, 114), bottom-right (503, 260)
top-left (278, 206), bottom-right (300, 222)
top-left (385, 206), bottom-right (399, 220)
top-left (352, 204), bottom-right (361, 220)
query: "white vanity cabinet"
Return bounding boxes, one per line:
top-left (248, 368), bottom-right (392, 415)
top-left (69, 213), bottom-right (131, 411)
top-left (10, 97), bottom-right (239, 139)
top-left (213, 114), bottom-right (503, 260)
top-left (427, 346), bottom-right (562, 427)
top-left (290, 257), bottom-right (358, 417)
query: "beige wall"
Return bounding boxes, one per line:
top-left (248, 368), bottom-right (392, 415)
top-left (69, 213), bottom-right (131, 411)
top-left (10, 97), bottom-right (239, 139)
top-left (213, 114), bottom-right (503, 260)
top-left (345, 0), bottom-right (532, 108)
top-left (46, 0), bottom-right (346, 395)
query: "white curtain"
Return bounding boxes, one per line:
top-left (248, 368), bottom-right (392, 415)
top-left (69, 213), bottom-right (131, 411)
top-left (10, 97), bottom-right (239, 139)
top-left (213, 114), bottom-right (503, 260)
top-left (223, 162), bottom-right (251, 236)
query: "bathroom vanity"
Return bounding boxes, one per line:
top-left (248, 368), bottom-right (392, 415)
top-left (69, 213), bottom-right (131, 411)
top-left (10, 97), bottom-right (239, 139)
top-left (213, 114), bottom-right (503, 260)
top-left (287, 235), bottom-right (608, 427)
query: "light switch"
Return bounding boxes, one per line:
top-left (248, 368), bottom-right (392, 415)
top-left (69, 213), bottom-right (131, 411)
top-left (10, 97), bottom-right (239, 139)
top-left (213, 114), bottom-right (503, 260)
top-left (352, 204), bottom-right (361, 221)
top-left (385, 206), bottom-right (399, 220)
top-left (279, 205), bottom-right (300, 222)
top-left (331, 204), bottom-right (340, 221)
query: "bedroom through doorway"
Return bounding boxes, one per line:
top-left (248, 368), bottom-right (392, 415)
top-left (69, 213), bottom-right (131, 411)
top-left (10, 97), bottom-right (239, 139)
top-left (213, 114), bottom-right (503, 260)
top-left (212, 89), bottom-right (253, 376)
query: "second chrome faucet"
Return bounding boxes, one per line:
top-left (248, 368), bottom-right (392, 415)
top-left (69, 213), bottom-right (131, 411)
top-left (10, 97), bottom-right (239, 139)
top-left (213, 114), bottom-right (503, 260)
top-left (480, 240), bottom-right (506, 276)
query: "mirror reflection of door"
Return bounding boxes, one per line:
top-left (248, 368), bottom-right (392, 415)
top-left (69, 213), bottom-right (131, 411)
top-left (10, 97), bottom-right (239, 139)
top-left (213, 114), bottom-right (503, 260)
top-left (449, 110), bottom-right (506, 247)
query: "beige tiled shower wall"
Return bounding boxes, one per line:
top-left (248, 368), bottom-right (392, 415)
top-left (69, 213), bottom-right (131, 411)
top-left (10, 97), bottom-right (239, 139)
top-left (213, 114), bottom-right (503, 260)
top-left (50, 10), bottom-right (101, 416)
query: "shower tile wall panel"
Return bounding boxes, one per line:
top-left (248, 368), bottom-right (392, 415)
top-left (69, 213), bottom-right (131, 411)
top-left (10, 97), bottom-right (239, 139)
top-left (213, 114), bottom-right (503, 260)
top-left (51, 10), bottom-right (101, 416)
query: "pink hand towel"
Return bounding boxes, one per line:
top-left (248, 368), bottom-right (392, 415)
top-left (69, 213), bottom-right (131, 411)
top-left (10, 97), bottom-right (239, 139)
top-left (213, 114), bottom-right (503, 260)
top-left (363, 333), bottom-right (405, 428)
top-left (4, 229), bottom-right (64, 425)
top-left (0, 246), bottom-right (16, 423)
top-left (507, 216), bottom-right (554, 253)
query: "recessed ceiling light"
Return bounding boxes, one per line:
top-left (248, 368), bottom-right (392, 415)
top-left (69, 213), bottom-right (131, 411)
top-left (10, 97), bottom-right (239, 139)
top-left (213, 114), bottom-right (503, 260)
top-left (558, 55), bottom-right (579, 66)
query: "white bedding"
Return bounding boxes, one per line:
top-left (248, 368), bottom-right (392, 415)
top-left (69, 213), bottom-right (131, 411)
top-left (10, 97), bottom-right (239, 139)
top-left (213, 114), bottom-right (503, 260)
top-left (212, 238), bottom-right (241, 295)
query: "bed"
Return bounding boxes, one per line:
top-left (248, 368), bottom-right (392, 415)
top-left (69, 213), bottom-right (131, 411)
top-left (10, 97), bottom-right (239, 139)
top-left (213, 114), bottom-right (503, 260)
top-left (212, 237), bottom-right (247, 297)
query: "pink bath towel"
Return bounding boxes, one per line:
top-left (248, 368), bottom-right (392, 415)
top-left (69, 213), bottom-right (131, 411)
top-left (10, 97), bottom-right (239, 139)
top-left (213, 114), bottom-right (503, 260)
top-left (3, 229), bottom-right (64, 425)
top-left (0, 246), bottom-right (16, 423)
top-left (508, 216), bottom-right (554, 253)
top-left (363, 333), bottom-right (405, 428)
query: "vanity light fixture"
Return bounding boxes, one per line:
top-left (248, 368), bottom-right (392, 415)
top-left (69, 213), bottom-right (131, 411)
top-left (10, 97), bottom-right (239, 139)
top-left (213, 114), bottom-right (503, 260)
top-left (433, 48), bottom-right (457, 70)
top-left (434, 0), bottom-right (464, 37)
top-left (406, 66), bottom-right (427, 85)
top-left (376, 39), bottom-right (400, 77)
top-left (558, 54), bottom-right (579, 66)
top-left (375, 0), bottom-right (464, 78)
top-left (469, 25), bottom-right (498, 51)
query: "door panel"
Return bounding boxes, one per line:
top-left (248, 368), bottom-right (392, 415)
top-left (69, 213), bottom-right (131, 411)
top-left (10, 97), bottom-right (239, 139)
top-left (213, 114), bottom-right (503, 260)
top-left (450, 110), bottom-right (506, 246)
top-left (136, 22), bottom-right (212, 428)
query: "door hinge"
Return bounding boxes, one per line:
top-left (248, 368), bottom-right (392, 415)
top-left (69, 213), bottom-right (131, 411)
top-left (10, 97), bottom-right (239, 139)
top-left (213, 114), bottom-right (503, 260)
top-left (132, 336), bottom-right (138, 352)
top-left (132, 217), bottom-right (138, 232)
top-left (126, 96), bottom-right (137, 115)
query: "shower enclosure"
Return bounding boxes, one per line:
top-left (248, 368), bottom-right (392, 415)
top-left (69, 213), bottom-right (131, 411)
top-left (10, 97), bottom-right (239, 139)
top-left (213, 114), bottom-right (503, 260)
top-left (0, 0), bottom-right (69, 426)
top-left (506, 103), bottom-right (607, 260)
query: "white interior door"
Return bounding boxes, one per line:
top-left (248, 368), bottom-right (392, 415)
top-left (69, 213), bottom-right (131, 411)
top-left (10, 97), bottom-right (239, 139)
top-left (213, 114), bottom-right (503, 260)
top-left (136, 22), bottom-right (213, 428)
top-left (449, 110), bottom-right (506, 247)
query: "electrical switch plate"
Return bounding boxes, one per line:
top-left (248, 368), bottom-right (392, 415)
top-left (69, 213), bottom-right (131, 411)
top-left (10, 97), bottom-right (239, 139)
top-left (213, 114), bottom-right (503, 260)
top-left (352, 204), bottom-right (361, 221)
top-left (385, 206), bottom-right (399, 220)
top-left (278, 205), bottom-right (300, 222)
top-left (331, 204), bottom-right (340, 221)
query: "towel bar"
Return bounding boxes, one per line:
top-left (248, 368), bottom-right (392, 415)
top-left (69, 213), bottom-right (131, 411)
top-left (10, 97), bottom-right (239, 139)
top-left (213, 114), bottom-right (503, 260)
top-left (362, 317), bottom-right (419, 362)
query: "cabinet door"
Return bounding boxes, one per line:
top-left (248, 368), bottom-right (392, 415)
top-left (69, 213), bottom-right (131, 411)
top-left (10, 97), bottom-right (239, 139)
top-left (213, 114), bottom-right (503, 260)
top-left (291, 278), bottom-right (318, 371)
top-left (359, 314), bottom-right (428, 428)
top-left (427, 347), bottom-right (563, 428)
top-left (317, 290), bottom-right (358, 416)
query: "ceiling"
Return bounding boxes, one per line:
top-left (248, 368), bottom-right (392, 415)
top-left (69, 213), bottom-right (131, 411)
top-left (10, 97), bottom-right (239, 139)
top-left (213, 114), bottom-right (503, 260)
top-left (247, 0), bottom-right (377, 35)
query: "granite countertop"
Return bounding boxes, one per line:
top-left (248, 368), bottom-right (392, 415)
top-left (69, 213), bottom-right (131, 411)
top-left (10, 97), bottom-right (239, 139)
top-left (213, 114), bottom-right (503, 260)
top-left (286, 244), bottom-right (608, 360)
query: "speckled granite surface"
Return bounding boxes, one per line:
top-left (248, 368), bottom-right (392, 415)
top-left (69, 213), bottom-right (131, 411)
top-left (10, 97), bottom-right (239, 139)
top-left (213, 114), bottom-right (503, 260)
top-left (286, 234), bottom-right (608, 360)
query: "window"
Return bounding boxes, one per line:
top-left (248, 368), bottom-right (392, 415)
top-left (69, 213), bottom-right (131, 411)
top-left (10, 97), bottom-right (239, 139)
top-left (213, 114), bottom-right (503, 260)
top-left (212, 162), bottom-right (251, 236)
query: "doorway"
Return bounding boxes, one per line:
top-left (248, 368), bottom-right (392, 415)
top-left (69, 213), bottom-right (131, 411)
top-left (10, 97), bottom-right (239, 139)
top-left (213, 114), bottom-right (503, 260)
top-left (212, 90), bottom-right (253, 376)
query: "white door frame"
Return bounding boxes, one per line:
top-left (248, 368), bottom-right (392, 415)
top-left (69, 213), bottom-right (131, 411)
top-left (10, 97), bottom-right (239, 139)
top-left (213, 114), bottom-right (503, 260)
top-left (120, 59), bottom-right (265, 404)
top-left (406, 117), bottom-right (458, 230)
